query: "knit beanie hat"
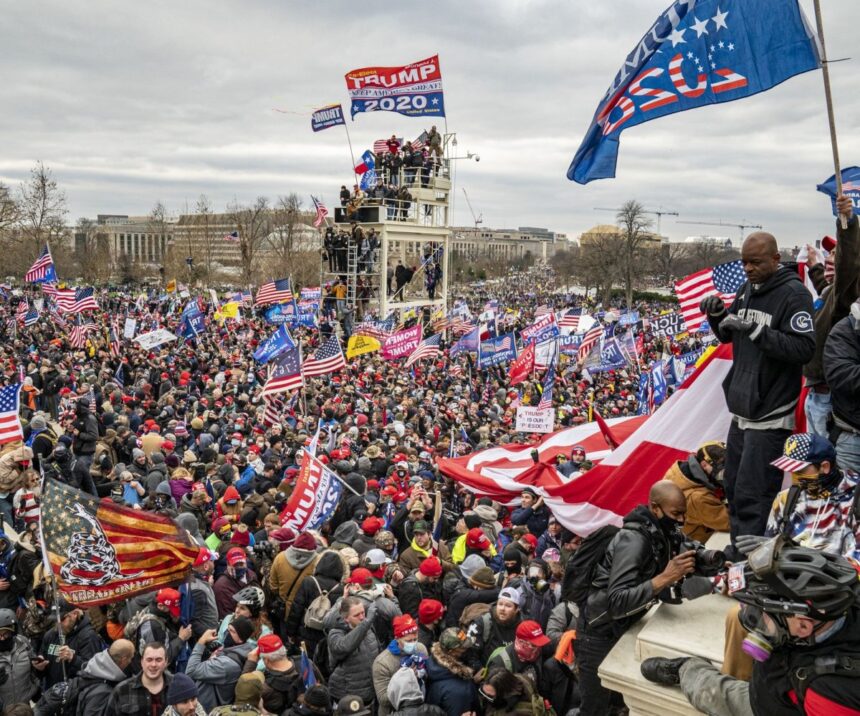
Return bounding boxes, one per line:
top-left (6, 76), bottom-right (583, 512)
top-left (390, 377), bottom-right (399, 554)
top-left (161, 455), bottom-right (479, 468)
top-left (304, 684), bottom-right (333, 714)
top-left (233, 671), bottom-right (264, 705)
top-left (166, 673), bottom-right (198, 705)
top-left (459, 554), bottom-right (485, 582)
top-left (469, 566), bottom-right (496, 589)
top-left (231, 616), bottom-right (254, 643)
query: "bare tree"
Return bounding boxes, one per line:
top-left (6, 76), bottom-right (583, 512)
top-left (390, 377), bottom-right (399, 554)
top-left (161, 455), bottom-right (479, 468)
top-left (578, 232), bottom-right (623, 304)
top-left (651, 241), bottom-right (691, 286)
top-left (16, 162), bottom-right (68, 269)
top-left (0, 183), bottom-right (18, 233)
top-left (616, 200), bottom-right (654, 307)
top-left (147, 201), bottom-right (172, 283)
top-left (194, 194), bottom-right (217, 284)
top-left (227, 196), bottom-right (271, 284)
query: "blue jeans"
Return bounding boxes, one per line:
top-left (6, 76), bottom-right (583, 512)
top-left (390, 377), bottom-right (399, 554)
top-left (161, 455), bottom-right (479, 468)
top-left (836, 431), bottom-right (860, 473)
top-left (804, 390), bottom-right (831, 438)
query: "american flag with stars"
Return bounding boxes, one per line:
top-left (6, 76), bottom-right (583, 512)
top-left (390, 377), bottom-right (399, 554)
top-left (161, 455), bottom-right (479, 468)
top-left (0, 384), bottom-right (23, 446)
top-left (537, 366), bottom-right (556, 411)
top-left (25, 244), bottom-right (56, 283)
top-left (405, 333), bottom-right (441, 368)
top-left (302, 336), bottom-right (346, 378)
top-left (55, 287), bottom-right (99, 313)
top-left (311, 196), bottom-right (329, 228)
top-left (558, 308), bottom-right (583, 331)
top-left (577, 325), bottom-right (604, 362)
top-left (255, 278), bottom-right (294, 307)
top-left (261, 347), bottom-right (303, 398)
top-left (69, 318), bottom-right (97, 349)
top-left (675, 260), bottom-right (746, 331)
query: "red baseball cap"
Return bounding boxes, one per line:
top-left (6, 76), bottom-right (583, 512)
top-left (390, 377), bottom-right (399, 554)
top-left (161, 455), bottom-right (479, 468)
top-left (193, 547), bottom-right (214, 568)
top-left (393, 614), bottom-right (419, 638)
top-left (361, 516), bottom-right (386, 536)
top-left (516, 620), bottom-right (550, 647)
top-left (346, 567), bottom-right (374, 587)
top-left (257, 634), bottom-right (284, 655)
top-left (156, 588), bottom-right (181, 618)
top-left (226, 547), bottom-right (247, 567)
top-left (466, 527), bottom-right (491, 550)
top-left (419, 556), bottom-right (443, 578)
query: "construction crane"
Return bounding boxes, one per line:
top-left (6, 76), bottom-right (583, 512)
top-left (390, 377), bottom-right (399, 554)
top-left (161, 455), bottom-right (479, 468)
top-left (677, 219), bottom-right (763, 243)
top-left (462, 188), bottom-right (483, 230)
top-left (594, 206), bottom-right (679, 235)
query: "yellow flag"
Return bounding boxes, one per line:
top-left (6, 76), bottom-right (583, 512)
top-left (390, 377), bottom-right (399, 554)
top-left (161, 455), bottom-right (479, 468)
top-left (166, 280), bottom-right (177, 293)
top-left (347, 334), bottom-right (381, 359)
top-left (403, 308), bottom-right (417, 321)
top-left (695, 344), bottom-right (717, 368)
top-left (219, 301), bottom-right (240, 319)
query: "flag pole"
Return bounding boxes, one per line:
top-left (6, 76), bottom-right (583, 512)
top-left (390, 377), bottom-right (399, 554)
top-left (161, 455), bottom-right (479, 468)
top-left (342, 122), bottom-right (358, 185)
top-left (812, 0), bottom-right (847, 229)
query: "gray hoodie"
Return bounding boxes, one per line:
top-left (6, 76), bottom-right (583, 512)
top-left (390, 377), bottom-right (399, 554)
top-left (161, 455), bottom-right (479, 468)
top-left (387, 667), bottom-right (424, 711)
top-left (76, 648), bottom-right (129, 716)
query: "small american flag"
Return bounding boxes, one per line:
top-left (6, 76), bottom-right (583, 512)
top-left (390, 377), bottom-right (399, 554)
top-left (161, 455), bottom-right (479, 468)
top-left (15, 301), bottom-right (29, 323)
top-left (538, 366), bottom-right (555, 410)
top-left (311, 196), bottom-right (329, 228)
top-left (404, 333), bottom-right (441, 368)
top-left (55, 287), bottom-right (99, 313)
top-left (577, 326), bottom-right (603, 362)
top-left (23, 307), bottom-right (40, 326)
top-left (255, 278), bottom-right (294, 307)
top-left (69, 318), bottom-right (96, 349)
top-left (302, 336), bottom-right (346, 378)
top-left (261, 348), bottom-right (303, 398)
top-left (223, 231), bottom-right (240, 242)
top-left (675, 260), bottom-right (746, 332)
top-left (0, 384), bottom-right (23, 446)
top-left (558, 308), bottom-right (583, 331)
top-left (109, 319), bottom-right (122, 357)
top-left (450, 364), bottom-right (463, 377)
top-left (407, 131), bottom-right (428, 152)
top-left (25, 245), bottom-right (56, 283)
top-left (373, 137), bottom-right (402, 154)
top-left (534, 305), bottom-right (552, 317)
top-left (262, 396), bottom-right (284, 427)
top-left (49, 306), bottom-right (67, 330)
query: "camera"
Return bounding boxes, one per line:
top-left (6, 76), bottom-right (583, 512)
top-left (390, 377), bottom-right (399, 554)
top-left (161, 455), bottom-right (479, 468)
top-left (663, 532), bottom-right (727, 604)
top-left (252, 540), bottom-right (278, 559)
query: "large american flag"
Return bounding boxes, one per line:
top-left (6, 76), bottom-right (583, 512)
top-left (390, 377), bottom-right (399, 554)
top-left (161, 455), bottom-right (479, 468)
top-left (261, 347), bottom-right (303, 398)
top-left (577, 326), bottom-right (603, 362)
top-left (558, 308), bottom-right (583, 331)
top-left (373, 137), bottom-right (401, 154)
top-left (69, 318), bottom-right (97, 349)
top-left (302, 336), bottom-right (346, 377)
top-left (404, 333), bottom-right (441, 368)
top-left (25, 245), bottom-right (56, 283)
top-left (311, 196), bottom-right (329, 228)
top-left (55, 287), bottom-right (99, 313)
top-left (0, 384), bottom-right (23, 446)
top-left (255, 278), bottom-right (294, 307)
top-left (675, 260), bottom-right (746, 331)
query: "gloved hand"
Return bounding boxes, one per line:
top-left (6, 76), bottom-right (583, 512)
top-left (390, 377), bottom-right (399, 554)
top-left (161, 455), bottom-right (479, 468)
top-left (720, 314), bottom-right (756, 335)
top-left (735, 534), bottom-right (769, 555)
top-left (699, 295), bottom-right (727, 316)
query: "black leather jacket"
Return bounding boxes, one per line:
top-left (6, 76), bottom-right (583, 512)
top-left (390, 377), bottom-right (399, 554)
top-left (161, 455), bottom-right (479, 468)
top-left (584, 505), bottom-right (672, 638)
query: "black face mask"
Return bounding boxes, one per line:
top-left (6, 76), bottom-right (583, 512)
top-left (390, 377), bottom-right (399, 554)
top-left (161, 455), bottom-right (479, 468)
top-left (0, 636), bottom-right (13, 652)
top-left (222, 634), bottom-right (235, 648)
top-left (657, 512), bottom-right (683, 535)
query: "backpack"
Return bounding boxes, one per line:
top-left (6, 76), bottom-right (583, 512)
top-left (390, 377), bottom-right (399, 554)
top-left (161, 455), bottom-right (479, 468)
top-left (303, 577), bottom-right (331, 631)
top-left (459, 602), bottom-right (491, 632)
top-left (123, 610), bottom-right (167, 655)
top-left (561, 524), bottom-right (620, 608)
top-left (35, 677), bottom-right (81, 716)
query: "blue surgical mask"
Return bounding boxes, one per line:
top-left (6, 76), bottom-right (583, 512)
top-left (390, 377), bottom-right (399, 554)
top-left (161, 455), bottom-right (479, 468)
top-left (401, 641), bottom-right (417, 655)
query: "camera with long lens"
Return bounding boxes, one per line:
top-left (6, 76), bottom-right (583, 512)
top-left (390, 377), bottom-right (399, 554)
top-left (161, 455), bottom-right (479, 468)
top-left (663, 532), bottom-right (727, 604)
top-left (251, 540), bottom-right (278, 559)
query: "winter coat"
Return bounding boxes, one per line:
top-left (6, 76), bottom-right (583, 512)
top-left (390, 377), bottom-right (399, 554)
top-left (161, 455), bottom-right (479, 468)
top-left (711, 267), bottom-right (814, 422)
top-left (510, 503), bottom-right (551, 538)
top-left (545, 601), bottom-right (578, 645)
top-left (240, 657), bottom-right (304, 715)
top-left (0, 446), bottom-right (33, 493)
top-left (72, 412), bottom-right (99, 456)
top-left (398, 539), bottom-right (454, 574)
top-left (214, 570), bottom-right (260, 620)
top-left (804, 214), bottom-right (860, 384)
top-left (41, 614), bottom-right (104, 687)
top-left (824, 311), bottom-right (860, 432)
top-left (267, 546), bottom-right (319, 620)
top-left (179, 494), bottom-right (211, 536)
top-left (373, 640), bottom-right (429, 716)
top-left (0, 633), bottom-right (38, 707)
top-left (185, 640), bottom-right (255, 712)
top-left (74, 648), bottom-right (129, 716)
top-left (284, 551), bottom-right (344, 643)
top-left (663, 457), bottom-right (729, 543)
top-left (397, 573), bottom-right (442, 619)
top-left (105, 671), bottom-right (174, 716)
top-left (169, 477), bottom-right (194, 506)
top-left (388, 667), bottom-right (445, 716)
top-left (445, 585), bottom-right (499, 629)
top-left (585, 504), bottom-right (671, 638)
top-left (425, 643), bottom-right (478, 716)
top-left (323, 605), bottom-right (380, 702)
top-left (188, 575), bottom-right (220, 640)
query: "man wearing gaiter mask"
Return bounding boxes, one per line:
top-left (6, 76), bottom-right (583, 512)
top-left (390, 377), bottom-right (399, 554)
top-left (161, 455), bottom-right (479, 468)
top-left (642, 543), bottom-right (860, 715)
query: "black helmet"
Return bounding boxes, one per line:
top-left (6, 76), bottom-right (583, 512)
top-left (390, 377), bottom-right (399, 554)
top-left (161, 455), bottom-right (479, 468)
top-left (734, 542), bottom-right (859, 621)
top-left (0, 608), bottom-right (16, 631)
top-left (233, 586), bottom-right (265, 612)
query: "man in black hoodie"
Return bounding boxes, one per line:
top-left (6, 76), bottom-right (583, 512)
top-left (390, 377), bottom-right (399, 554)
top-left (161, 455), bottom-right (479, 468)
top-left (701, 232), bottom-right (815, 556)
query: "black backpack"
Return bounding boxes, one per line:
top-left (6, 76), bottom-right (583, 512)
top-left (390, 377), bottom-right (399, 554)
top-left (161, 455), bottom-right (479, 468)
top-left (561, 524), bottom-right (620, 607)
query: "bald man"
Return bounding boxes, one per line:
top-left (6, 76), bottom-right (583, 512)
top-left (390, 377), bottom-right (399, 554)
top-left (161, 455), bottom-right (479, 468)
top-left (576, 481), bottom-right (697, 715)
top-left (699, 231), bottom-right (815, 559)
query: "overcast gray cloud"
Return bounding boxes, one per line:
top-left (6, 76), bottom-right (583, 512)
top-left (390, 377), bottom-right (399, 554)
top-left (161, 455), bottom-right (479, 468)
top-left (1, 0), bottom-right (858, 248)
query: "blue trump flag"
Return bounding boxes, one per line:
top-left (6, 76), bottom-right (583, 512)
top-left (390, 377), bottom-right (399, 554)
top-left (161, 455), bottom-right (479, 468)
top-left (254, 325), bottom-right (296, 364)
top-left (568, 0), bottom-right (820, 183)
top-left (817, 166), bottom-right (860, 217)
top-left (311, 104), bottom-right (346, 132)
top-left (478, 333), bottom-right (516, 369)
top-left (180, 313), bottom-right (206, 340)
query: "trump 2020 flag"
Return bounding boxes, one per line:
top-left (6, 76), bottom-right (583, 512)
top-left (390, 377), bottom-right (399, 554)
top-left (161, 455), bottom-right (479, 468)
top-left (568, 0), bottom-right (820, 183)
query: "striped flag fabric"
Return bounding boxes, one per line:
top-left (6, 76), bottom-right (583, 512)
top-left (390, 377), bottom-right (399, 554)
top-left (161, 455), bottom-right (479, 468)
top-left (0, 384), bottom-right (23, 446)
top-left (558, 308), bottom-right (583, 331)
top-left (311, 196), bottom-right (329, 228)
top-left (577, 326), bottom-right (603, 362)
top-left (261, 347), bottom-right (303, 398)
top-left (49, 306), bottom-right (67, 330)
top-left (255, 278), bottom-right (294, 307)
top-left (355, 316), bottom-right (395, 340)
top-left (69, 318), bottom-right (97, 349)
top-left (56, 287), bottom-right (99, 313)
top-left (262, 396), bottom-right (284, 427)
top-left (109, 319), bottom-right (122, 357)
top-left (23, 307), bottom-right (40, 326)
top-left (25, 245), bottom-right (57, 283)
top-left (538, 366), bottom-right (555, 410)
top-left (675, 260), bottom-right (746, 332)
top-left (534, 305), bottom-right (552, 317)
top-left (302, 336), bottom-right (346, 378)
top-left (404, 333), bottom-right (441, 368)
top-left (15, 301), bottom-right (29, 323)
top-left (223, 231), bottom-right (240, 242)
top-left (41, 283), bottom-right (59, 298)
top-left (39, 477), bottom-right (199, 606)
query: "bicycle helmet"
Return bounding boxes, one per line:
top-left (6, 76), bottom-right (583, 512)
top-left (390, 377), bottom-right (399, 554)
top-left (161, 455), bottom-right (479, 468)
top-left (734, 542), bottom-right (859, 621)
top-left (232, 586), bottom-right (265, 613)
top-left (0, 608), bottom-right (16, 631)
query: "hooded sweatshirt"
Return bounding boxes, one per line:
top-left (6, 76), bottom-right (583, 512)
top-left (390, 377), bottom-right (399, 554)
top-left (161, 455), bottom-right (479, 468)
top-left (75, 648), bottom-right (129, 716)
top-left (387, 667), bottom-right (425, 711)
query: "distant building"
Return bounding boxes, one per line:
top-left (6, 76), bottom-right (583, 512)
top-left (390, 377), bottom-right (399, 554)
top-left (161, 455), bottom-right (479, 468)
top-left (579, 223), bottom-right (664, 250)
top-left (92, 215), bottom-right (174, 274)
top-left (683, 235), bottom-right (733, 249)
top-left (449, 226), bottom-right (566, 262)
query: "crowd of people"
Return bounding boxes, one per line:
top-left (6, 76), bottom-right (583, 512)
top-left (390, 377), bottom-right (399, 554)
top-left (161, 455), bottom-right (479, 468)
top-left (0, 195), bottom-right (854, 716)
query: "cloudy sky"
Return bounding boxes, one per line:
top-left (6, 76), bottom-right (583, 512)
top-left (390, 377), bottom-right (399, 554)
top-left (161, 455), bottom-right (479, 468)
top-left (2, 0), bottom-right (858, 248)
